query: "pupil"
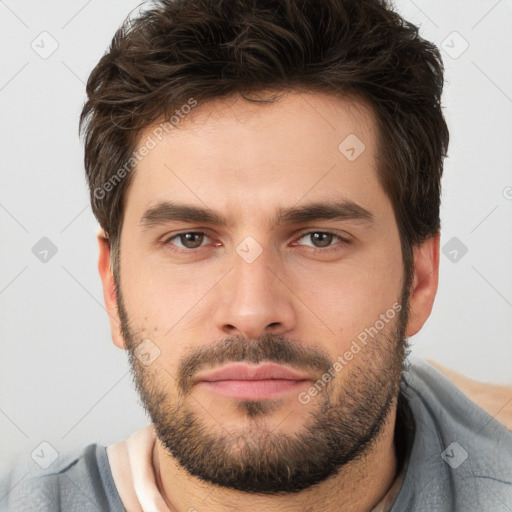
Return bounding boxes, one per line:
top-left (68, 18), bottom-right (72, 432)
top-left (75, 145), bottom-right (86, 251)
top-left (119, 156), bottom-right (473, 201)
top-left (182, 233), bottom-right (203, 248)
top-left (312, 232), bottom-right (332, 247)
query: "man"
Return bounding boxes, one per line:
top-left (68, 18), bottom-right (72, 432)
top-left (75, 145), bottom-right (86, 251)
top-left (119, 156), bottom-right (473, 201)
top-left (2, 0), bottom-right (511, 510)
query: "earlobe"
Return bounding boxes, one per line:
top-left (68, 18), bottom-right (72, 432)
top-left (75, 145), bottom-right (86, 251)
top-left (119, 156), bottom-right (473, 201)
top-left (405, 232), bottom-right (440, 337)
top-left (97, 229), bottom-right (127, 350)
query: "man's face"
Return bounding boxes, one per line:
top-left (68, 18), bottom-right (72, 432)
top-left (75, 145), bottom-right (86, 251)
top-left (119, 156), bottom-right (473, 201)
top-left (114, 91), bottom-right (410, 493)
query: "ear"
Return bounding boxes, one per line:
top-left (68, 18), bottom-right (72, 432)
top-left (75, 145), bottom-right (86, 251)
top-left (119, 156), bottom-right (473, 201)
top-left (97, 228), bottom-right (126, 350)
top-left (405, 232), bottom-right (440, 337)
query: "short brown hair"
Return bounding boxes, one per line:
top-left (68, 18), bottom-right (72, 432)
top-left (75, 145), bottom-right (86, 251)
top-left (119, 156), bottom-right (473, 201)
top-left (80, 0), bottom-right (449, 283)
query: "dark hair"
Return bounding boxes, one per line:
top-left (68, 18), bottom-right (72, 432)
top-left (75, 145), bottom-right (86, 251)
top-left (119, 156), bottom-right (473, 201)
top-left (80, 0), bottom-right (449, 284)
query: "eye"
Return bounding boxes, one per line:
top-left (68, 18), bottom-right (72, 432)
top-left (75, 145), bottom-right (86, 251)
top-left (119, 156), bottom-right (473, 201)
top-left (165, 232), bottom-right (211, 250)
top-left (293, 231), bottom-right (350, 249)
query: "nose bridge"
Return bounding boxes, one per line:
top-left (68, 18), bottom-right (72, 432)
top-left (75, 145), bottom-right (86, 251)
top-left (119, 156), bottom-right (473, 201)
top-left (231, 247), bottom-right (275, 301)
top-left (213, 240), bottom-right (297, 338)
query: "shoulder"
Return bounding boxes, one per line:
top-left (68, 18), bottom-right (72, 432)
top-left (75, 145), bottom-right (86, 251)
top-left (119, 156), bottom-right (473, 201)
top-left (391, 358), bottom-right (512, 510)
top-left (402, 357), bottom-right (512, 450)
top-left (427, 359), bottom-right (512, 431)
top-left (0, 444), bottom-right (124, 512)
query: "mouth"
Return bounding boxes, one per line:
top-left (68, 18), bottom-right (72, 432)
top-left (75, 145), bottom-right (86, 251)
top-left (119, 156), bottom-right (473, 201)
top-left (193, 362), bottom-right (312, 400)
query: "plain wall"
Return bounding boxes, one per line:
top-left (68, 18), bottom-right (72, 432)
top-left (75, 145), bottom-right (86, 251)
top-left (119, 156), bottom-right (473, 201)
top-left (1, 0), bottom-right (511, 475)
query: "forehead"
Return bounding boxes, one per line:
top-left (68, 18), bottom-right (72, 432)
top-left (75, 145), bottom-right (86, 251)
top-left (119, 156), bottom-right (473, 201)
top-left (124, 91), bottom-right (387, 223)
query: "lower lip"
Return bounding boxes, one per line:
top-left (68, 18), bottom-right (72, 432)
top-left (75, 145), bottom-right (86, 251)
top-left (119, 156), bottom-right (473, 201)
top-left (198, 379), bottom-right (309, 400)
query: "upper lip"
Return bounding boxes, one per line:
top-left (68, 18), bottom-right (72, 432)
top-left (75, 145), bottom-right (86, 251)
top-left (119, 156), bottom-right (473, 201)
top-left (194, 363), bottom-right (311, 383)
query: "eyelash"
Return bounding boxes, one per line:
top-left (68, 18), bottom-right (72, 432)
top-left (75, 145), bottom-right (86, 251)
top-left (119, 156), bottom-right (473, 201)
top-left (161, 230), bottom-right (351, 254)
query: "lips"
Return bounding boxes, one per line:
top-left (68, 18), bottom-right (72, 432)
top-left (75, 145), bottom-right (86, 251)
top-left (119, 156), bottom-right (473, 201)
top-left (194, 362), bottom-right (311, 383)
top-left (193, 363), bottom-right (312, 400)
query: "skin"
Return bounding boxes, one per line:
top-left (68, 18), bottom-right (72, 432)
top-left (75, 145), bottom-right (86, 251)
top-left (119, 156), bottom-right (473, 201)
top-left (98, 91), bottom-right (439, 511)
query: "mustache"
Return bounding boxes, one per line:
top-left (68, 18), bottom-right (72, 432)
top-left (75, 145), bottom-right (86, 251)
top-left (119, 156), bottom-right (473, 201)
top-left (177, 333), bottom-right (333, 394)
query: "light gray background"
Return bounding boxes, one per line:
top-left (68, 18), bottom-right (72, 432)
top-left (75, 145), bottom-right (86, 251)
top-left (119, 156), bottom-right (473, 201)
top-left (1, 0), bottom-right (511, 476)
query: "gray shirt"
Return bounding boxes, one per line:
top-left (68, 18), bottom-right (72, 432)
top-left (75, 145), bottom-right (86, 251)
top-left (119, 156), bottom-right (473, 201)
top-left (1, 358), bottom-right (511, 511)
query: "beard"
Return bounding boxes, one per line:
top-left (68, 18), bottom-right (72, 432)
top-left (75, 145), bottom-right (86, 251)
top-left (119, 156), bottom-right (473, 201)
top-left (116, 275), bottom-right (411, 495)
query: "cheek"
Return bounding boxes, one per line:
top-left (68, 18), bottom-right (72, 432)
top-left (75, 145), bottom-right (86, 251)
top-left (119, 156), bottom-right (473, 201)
top-left (120, 249), bottom-right (221, 337)
top-left (284, 242), bottom-right (403, 342)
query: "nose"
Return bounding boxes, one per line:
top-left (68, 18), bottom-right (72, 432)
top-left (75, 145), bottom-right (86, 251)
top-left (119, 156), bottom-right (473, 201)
top-left (213, 244), bottom-right (298, 339)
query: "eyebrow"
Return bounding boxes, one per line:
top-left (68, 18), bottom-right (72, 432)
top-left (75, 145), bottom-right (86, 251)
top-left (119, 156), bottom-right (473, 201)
top-left (273, 201), bottom-right (374, 227)
top-left (139, 199), bottom-right (374, 229)
top-left (140, 202), bottom-right (228, 228)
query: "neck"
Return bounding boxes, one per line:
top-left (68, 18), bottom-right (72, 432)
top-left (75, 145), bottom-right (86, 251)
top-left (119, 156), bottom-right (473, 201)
top-left (153, 404), bottom-right (399, 512)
